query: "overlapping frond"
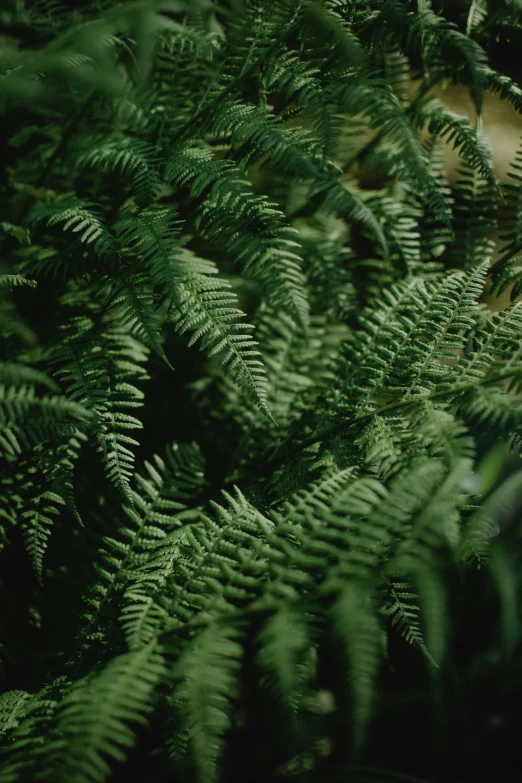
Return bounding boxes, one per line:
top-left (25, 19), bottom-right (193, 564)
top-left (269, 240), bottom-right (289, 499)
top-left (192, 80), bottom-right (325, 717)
top-left (329, 263), bottom-right (488, 421)
top-left (2, 1), bottom-right (522, 781)
top-left (169, 250), bottom-right (270, 415)
top-left (27, 196), bottom-right (116, 259)
top-left (77, 137), bottom-right (162, 204)
top-left (82, 441), bottom-right (205, 650)
top-left (167, 624), bottom-right (243, 783)
top-left (165, 144), bottom-right (310, 328)
top-left (44, 642), bottom-right (166, 783)
top-left (49, 314), bottom-right (149, 501)
top-left (413, 97), bottom-right (495, 186)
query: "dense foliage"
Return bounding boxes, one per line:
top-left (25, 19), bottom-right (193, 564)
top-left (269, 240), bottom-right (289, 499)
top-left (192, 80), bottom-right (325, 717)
top-left (1, 0), bottom-right (522, 780)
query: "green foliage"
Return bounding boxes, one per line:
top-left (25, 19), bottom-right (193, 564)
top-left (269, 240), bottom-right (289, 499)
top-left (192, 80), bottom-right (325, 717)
top-left (1, 1), bottom-right (522, 781)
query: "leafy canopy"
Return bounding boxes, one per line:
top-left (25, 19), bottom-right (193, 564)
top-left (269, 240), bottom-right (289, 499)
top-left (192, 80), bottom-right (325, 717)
top-left (1, 1), bottom-right (522, 782)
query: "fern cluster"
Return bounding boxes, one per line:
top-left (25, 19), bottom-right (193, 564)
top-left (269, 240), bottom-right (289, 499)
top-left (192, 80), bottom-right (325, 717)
top-left (1, 1), bottom-right (522, 781)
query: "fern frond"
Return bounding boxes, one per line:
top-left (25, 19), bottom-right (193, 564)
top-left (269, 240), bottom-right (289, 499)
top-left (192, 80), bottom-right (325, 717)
top-left (168, 623), bottom-right (242, 783)
top-left (20, 489), bottom-right (64, 581)
top-left (451, 303), bottom-right (522, 431)
top-left (331, 77), bottom-right (450, 224)
top-left (446, 163), bottom-right (497, 268)
top-left (0, 427), bottom-right (84, 569)
top-left (0, 274), bottom-right (36, 290)
top-left (413, 97), bottom-right (495, 186)
top-left (0, 685), bottom-right (60, 783)
top-left (488, 542), bottom-right (520, 657)
top-left (0, 384), bottom-right (92, 436)
top-left (483, 69), bottom-right (522, 115)
top-left (0, 362), bottom-right (58, 392)
top-left (414, 566), bottom-right (447, 668)
top-left (170, 249), bottom-right (270, 414)
top-left (491, 141), bottom-right (522, 298)
top-left (330, 263), bottom-right (488, 423)
top-left (411, 402), bottom-right (475, 467)
top-left (256, 605), bottom-right (311, 712)
top-left (263, 50), bottom-right (343, 159)
top-left (383, 49), bottom-right (410, 106)
top-left (392, 459), bottom-right (471, 573)
top-left (100, 269), bottom-right (171, 367)
top-left (113, 205), bottom-right (183, 303)
top-left (419, 135), bottom-right (454, 263)
top-left (3, 2), bottom-right (522, 778)
top-left (50, 315), bottom-right (148, 501)
top-left (0, 692), bottom-right (32, 735)
top-left (165, 488), bottom-right (274, 627)
top-left (370, 1), bottom-right (488, 111)
top-left (0, 222), bottom-right (31, 246)
top-left (165, 144), bottom-right (310, 328)
top-left (383, 577), bottom-right (432, 661)
top-left (208, 96), bottom-right (320, 177)
top-left (44, 641), bottom-right (166, 783)
top-left (83, 441), bottom-right (205, 649)
top-left (355, 413), bottom-right (422, 480)
top-left (466, 0), bottom-right (488, 35)
top-left (311, 177), bottom-right (388, 253)
top-left (460, 471), bottom-right (522, 565)
top-left (331, 583), bottom-right (382, 753)
top-left (77, 137), bottom-right (162, 204)
top-left (27, 197), bottom-right (116, 258)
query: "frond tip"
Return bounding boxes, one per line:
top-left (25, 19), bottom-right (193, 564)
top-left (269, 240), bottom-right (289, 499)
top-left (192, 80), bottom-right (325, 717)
top-left (170, 251), bottom-right (271, 416)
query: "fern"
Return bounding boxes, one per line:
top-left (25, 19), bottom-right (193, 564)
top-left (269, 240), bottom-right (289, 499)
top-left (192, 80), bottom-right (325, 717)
top-left (169, 249), bottom-right (271, 415)
top-left (43, 641), bottom-right (166, 783)
top-left (1, 2), bottom-right (522, 781)
top-left (331, 583), bottom-right (382, 753)
top-left (382, 577), bottom-right (433, 661)
top-left (167, 623), bottom-right (243, 783)
top-left (27, 196), bottom-right (116, 259)
top-left (165, 144), bottom-right (310, 328)
top-left (49, 314), bottom-right (149, 501)
top-left (82, 440), bottom-right (205, 651)
top-left (412, 97), bottom-right (495, 186)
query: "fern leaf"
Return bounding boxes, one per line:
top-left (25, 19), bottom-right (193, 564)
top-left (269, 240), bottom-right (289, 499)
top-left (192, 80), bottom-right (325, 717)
top-left (460, 471), bottom-right (522, 566)
top-left (413, 97), bottom-right (495, 186)
top-left (170, 250), bottom-right (270, 415)
top-left (383, 577), bottom-right (433, 662)
top-left (0, 274), bottom-right (36, 289)
top-left (0, 362), bottom-right (58, 392)
top-left (256, 605), bottom-right (311, 712)
top-left (0, 686), bottom-right (60, 783)
top-left (100, 269), bottom-right (172, 367)
top-left (21, 490), bottom-right (64, 581)
top-left (165, 144), bottom-right (310, 328)
top-left (311, 177), bottom-right (388, 253)
top-left (330, 263), bottom-right (488, 422)
top-left (0, 222), bottom-right (31, 246)
top-left (113, 205), bottom-right (183, 304)
top-left (447, 163), bottom-right (497, 268)
top-left (82, 441), bottom-right (205, 649)
top-left (28, 197), bottom-right (115, 258)
top-left (168, 623), bottom-right (242, 783)
top-left (331, 583), bottom-right (382, 753)
top-left (491, 141), bottom-right (522, 297)
top-left (50, 316), bottom-right (148, 501)
top-left (0, 384), bottom-right (92, 433)
top-left (77, 138), bottom-right (162, 204)
top-left (45, 642), bottom-right (166, 783)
